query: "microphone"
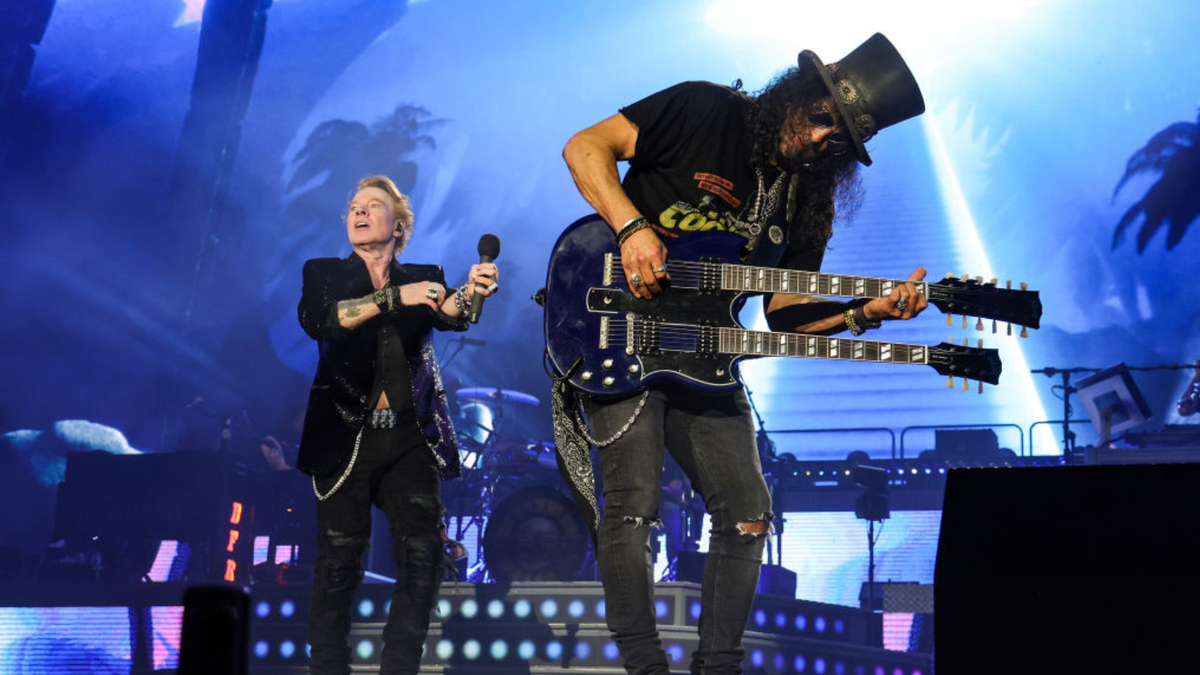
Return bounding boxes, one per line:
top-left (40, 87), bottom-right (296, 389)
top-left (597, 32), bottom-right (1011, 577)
top-left (469, 234), bottom-right (500, 324)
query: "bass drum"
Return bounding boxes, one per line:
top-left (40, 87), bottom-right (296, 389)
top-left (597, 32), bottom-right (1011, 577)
top-left (482, 485), bottom-right (588, 582)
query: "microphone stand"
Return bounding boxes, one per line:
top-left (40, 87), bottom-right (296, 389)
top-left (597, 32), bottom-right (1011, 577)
top-left (1030, 367), bottom-right (1099, 462)
top-left (744, 384), bottom-right (783, 567)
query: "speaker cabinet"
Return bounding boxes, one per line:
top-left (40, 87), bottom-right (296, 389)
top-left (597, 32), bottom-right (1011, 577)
top-left (935, 463), bottom-right (1200, 674)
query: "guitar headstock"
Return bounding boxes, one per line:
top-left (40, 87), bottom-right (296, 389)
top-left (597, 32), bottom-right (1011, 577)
top-left (928, 274), bottom-right (1042, 333)
top-left (929, 338), bottom-right (1002, 390)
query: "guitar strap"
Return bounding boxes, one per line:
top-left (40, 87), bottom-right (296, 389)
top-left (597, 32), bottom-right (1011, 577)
top-left (741, 173), bottom-right (796, 269)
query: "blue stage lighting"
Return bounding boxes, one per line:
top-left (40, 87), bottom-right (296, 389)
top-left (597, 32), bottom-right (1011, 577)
top-left (835, 660), bottom-right (846, 674)
top-left (463, 639), bottom-right (481, 660)
top-left (436, 639), bottom-right (454, 660)
top-left (490, 639), bottom-right (508, 659)
top-left (254, 640), bottom-right (269, 658)
top-left (513, 599), bottom-right (532, 618)
top-left (462, 599), bottom-right (479, 618)
top-left (795, 654), bottom-right (807, 672)
top-left (774, 652), bottom-right (786, 670)
top-left (835, 618), bottom-right (845, 634)
top-left (795, 614), bottom-right (808, 630)
top-left (575, 641), bottom-right (591, 659)
top-left (358, 598), bottom-right (375, 618)
top-left (568, 599), bottom-right (585, 618)
top-left (754, 609), bottom-right (767, 626)
top-left (487, 599), bottom-right (505, 618)
top-left (281, 640), bottom-right (297, 658)
top-left (752, 649), bottom-right (764, 667)
top-left (775, 611), bottom-right (787, 628)
top-left (280, 600), bottom-right (296, 618)
top-left (816, 616), bottom-right (827, 633)
top-left (255, 601), bottom-right (271, 618)
top-left (518, 640), bottom-right (536, 660)
top-left (666, 644), bottom-right (684, 663)
top-left (604, 641), bottom-right (620, 660)
top-left (690, 601), bottom-right (701, 620)
top-left (815, 656), bottom-right (827, 674)
top-left (655, 600), bottom-right (669, 618)
top-left (546, 640), bottom-right (563, 659)
top-left (541, 599), bottom-right (558, 618)
top-left (436, 599), bottom-right (452, 618)
top-left (596, 599), bottom-right (606, 618)
top-left (356, 640), bottom-right (374, 659)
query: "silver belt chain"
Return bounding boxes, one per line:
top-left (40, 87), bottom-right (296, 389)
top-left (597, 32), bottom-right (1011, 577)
top-left (312, 426), bottom-right (364, 501)
top-left (574, 390), bottom-right (650, 448)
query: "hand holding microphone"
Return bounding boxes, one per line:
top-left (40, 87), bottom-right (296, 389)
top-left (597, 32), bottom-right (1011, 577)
top-left (467, 234), bottom-right (500, 324)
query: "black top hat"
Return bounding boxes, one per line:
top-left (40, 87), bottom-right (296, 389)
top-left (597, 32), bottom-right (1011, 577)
top-left (799, 33), bottom-right (925, 166)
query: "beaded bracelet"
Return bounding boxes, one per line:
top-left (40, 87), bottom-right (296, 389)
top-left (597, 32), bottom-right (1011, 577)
top-left (454, 284), bottom-right (471, 313)
top-left (372, 286), bottom-right (397, 313)
top-left (616, 216), bottom-right (651, 247)
top-left (843, 308), bottom-right (864, 336)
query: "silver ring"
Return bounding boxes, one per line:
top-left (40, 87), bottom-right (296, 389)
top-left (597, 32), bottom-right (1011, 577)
top-left (487, 283), bottom-right (498, 293)
top-left (895, 297), bottom-right (909, 312)
top-left (629, 273), bottom-right (642, 287)
top-left (652, 265), bottom-right (667, 274)
top-left (426, 286), bottom-right (439, 300)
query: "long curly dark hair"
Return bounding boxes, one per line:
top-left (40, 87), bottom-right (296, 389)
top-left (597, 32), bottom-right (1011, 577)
top-left (746, 63), bottom-right (862, 253)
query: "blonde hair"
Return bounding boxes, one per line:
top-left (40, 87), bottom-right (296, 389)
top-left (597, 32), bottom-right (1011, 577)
top-left (355, 175), bottom-right (414, 254)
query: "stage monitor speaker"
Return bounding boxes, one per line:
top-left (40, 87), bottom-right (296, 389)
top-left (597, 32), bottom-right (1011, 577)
top-left (935, 463), bottom-right (1200, 674)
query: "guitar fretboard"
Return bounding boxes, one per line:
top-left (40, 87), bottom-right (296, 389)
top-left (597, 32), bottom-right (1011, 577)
top-left (721, 264), bottom-right (930, 298)
top-left (718, 327), bottom-right (929, 364)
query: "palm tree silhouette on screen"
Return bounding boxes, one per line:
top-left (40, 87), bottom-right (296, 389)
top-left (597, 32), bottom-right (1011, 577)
top-left (1112, 108), bottom-right (1200, 253)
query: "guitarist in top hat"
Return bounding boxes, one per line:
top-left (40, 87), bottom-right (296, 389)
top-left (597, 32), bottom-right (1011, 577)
top-left (559, 34), bottom-right (928, 675)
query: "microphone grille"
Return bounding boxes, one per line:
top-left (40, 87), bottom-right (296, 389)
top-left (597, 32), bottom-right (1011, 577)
top-left (478, 233), bottom-right (501, 258)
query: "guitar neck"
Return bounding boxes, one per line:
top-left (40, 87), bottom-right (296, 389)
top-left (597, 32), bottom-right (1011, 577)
top-left (720, 264), bottom-right (926, 299)
top-left (717, 327), bottom-right (930, 364)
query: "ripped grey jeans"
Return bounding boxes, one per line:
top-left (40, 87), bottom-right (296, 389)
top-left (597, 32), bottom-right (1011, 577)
top-left (584, 384), bottom-right (772, 675)
top-left (308, 422), bottom-right (442, 675)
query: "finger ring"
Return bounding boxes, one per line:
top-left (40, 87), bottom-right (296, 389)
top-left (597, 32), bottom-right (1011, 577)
top-left (652, 265), bottom-right (667, 274)
top-left (896, 297), bottom-right (909, 312)
top-left (426, 286), bottom-right (439, 300)
top-left (487, 283), bottom-right (498, 293)
top-left (629, 273), bottom-right (642, 287)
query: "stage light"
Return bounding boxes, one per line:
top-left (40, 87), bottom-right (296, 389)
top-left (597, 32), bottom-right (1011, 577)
top-left (463, 639), bottom-right (481, 660)
top-left (795, 614), bottom-right (807, 630)
top-left (546, 640), bottom-right (563, 659)
top-left (774, 653), bottom-right (786, 670)
top-left (490, 639), bottom-right (508, 659)
top-left (754, 608), bottom-right (767, 626)
top-left (836, 661), bottom-right (847, 675)
top-left (541, 599), bottom-right (558, 618)
top-left (875, 665), bottom-right (886, 675)
top-left (816, 616), bottom-right (827, 633)
top-left (436, 640), bottom-right (453, 660)
top-left (358, 599), bottom-right (375, 618)
top-left (462, 599), bottom-right (479, 618)
top-left (255, 601), bottom-right (271, 618)
top-left (281, 640), bottom-right (296, 658)
top-left (518, 640), bottom-right (536, 659)
top-left (596, 599), bottom-right (606, 618)
top-left (752, 649), bottom-right (764, 667)
top-left (795, 654), bottom-right (808, 672)
top-left (666, 644), bottom-right (685, 663)
top-left (575, 641), bottom-right (590, 659)
top-left (280, 600), bottom-right (295, 618)
top-left (513, 599), bottom-right (532, 618)
top-left (356, 640), bottom-right (374, 659)
top-left (487, 599), bottom-right (504, 618)
top-left (690, 601), bottom-right (701, 620)
top-left (655, 600), bottom-right (669, 618)
top-left (816, 657), bottom-right (827, 674)
top-left (436, 599), bottom-right (452, 618)
top-left (775, 611), bottom-right (787, 628)
top-left (834, 618), bottom-right (845, 634)
top-left (568, 599), bottom-right (585, 618)
top-left (604, 641), bottom-right (620, 660)
top-left (254, 640), bottom-right (269, 658)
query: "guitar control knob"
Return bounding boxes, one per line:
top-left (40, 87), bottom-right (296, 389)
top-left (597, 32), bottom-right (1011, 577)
top-left (602, 359), bottom-right (614, 370)
top-left (627, 364), bottom-right (640, 375)
top-left (602, 376), bottom-right (615, 388)
top-left (581, 371), bottom-right (593, 382)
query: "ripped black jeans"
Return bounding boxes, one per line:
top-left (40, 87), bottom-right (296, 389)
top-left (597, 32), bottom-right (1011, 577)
top-left (584, 384), bottom-right (772, 675)
top-left (308, 423), bottom-right (442, 675)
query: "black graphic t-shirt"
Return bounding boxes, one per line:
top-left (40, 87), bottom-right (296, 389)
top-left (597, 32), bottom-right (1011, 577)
top-left (619, 80), bottom-right (824, 272)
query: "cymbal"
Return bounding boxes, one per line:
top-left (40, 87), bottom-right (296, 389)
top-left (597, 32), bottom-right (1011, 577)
top-left (456, 387), bottom-right (540, 406)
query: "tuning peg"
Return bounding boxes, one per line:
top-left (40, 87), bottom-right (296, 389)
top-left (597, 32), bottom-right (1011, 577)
top-left (1006, 322), bottom-right (1013, 336)
top-left (1020, 281), bottom-right (1028, 291)
top-left (962, 315), bottom-right (968, 328)
top-left (946, 314), bottom-right (954, 326)
top-left (961, 274), bottom-right (969, 282)
top-left (991, 319), bottom-right (997, 333)
top-left (947, 376), bottom-right (955, 388)
top-left (975, 317), bottom-right (984, 331)
top-left (989, 278), bottom-right (998, 286)
top-left (945, 272), bottom-right (955, 279)
top-left (1006, 280), bottom-right (1012, 289)
top-left (975, 276), bottom-right (983, 284)
top-left (977, 339), bottom-right (984, 348)
top-left (978, 379), bottom-right (984, 394)
top-left (1020, 326), bottom-right (1029, 338)
top-left (962, 337), bottom-right (969, 347)
top-left (962, 377), bottom-right (970, 391)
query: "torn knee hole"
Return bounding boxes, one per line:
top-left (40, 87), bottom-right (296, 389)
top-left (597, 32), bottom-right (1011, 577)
top-left (621, 515), bottom-right (663, 529)
top-left (735, 519), bottom-right (770, 538)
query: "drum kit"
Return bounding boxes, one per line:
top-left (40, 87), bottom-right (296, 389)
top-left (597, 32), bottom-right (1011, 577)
top-left (445, 386), bottom-right (589, 583)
